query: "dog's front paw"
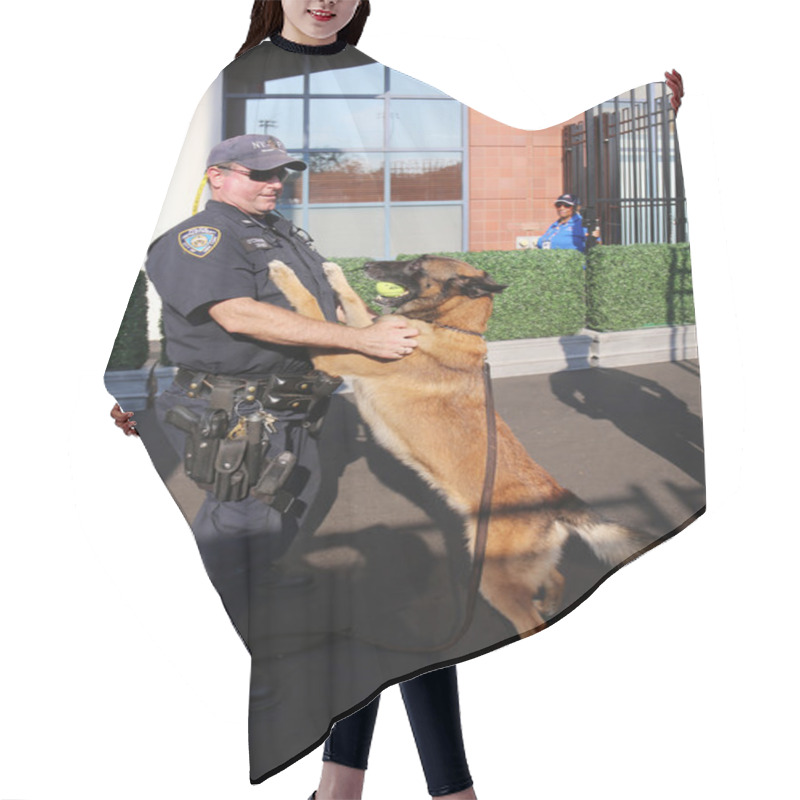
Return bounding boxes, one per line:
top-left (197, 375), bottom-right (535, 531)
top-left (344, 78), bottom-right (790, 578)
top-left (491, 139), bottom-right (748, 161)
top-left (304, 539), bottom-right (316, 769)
top-left (322, 261), bottom-right (348, 291)
top-left (269, 259), bottom-right (297, 288)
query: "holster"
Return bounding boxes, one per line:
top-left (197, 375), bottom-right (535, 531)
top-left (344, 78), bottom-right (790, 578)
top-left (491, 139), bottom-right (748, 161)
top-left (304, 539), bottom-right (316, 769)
top-left (260, 371), bottom-right (343, 422)
top-left (165, 405), bottom-right (228, 486)
top-left (213, 438), bottom-right (249, 502)
top-left (252, 451), bottom-right (298, 513)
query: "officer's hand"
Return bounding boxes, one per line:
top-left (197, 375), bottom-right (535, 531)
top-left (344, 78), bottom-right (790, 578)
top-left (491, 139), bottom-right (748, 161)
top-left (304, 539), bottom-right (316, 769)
top-left (355, 316), bottom-right (420, 360)
top-left (665, 69), bottom-right (684, 115)
top-left (110, 403), bottom-right (139, 437)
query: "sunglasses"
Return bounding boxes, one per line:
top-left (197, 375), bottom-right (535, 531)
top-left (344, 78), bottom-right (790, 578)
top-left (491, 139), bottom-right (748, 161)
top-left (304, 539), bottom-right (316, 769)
top-left (218, 165), bottom-right (289, 182)
top-left (555, 202), bottom-right (574, 209)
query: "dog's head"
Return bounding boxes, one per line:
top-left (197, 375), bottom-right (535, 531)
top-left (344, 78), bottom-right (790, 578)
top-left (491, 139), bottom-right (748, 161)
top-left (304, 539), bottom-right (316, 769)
top-left (364, 256), bottom-right (506, 330)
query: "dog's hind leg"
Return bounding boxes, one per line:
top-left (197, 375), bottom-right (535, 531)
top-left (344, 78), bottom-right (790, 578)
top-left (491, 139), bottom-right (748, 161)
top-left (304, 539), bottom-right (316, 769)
top-left (322, 262), bottom-right (375, 328)
top-left (533, 567), bottom-right (565, 618)
top-left (479, 558), bottom-right (548, 638)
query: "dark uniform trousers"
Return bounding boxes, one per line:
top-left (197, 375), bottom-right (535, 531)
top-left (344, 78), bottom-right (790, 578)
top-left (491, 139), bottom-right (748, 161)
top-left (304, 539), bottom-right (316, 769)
top-left (155, 380), bottom-right (321, 649)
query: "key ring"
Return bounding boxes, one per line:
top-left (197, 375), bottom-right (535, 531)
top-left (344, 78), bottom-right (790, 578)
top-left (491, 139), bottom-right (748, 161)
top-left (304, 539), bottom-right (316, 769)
top-left (234, 397), bottom-right (264, 419)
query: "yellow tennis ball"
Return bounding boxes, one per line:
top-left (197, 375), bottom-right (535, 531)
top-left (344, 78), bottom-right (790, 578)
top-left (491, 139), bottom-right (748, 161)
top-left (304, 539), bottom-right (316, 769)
top-left (375, 281), bottom-right (407, 298)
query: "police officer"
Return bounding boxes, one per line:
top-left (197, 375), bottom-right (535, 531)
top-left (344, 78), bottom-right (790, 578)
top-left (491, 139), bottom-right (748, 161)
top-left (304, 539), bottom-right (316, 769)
top-left (145, 133), bottom-right (419, 648)
top-left (536, 193), bottom-right (600, 253)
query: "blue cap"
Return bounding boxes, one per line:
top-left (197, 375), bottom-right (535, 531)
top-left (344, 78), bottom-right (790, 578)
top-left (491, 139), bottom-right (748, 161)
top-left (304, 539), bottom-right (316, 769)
top-left (555, 193), bottom-right (578, 206)
top-left (206, 134), bottom-right (307, 171)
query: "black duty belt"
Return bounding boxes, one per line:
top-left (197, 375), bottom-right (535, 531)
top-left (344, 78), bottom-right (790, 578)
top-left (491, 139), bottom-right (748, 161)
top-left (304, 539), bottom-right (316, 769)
top-left (175, 367), bottom-right (342, 414)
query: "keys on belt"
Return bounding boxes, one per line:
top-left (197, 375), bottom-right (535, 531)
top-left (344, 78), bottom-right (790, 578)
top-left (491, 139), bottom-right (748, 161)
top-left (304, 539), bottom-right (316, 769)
top-left (228, 403), bottom-right (278, 441)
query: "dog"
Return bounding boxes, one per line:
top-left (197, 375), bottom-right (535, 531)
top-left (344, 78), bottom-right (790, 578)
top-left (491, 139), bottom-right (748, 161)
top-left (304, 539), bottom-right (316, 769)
top-left (268, 255), bottom-right (647, 637)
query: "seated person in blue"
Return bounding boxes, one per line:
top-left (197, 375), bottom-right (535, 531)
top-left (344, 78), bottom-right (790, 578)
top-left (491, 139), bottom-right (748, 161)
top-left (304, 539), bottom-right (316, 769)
top-left (537, 193), bottom-right (600, 253)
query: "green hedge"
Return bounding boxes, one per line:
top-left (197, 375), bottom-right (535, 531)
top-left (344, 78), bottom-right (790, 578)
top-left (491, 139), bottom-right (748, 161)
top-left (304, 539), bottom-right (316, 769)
top-left (128, 245), bottom-right (696, 364)
top-left (334, 250), bottom-right (587, 341)
top-left (585, 243), bottom-right (695, 331)
top-left (107, 270), bottom-right (149, 371)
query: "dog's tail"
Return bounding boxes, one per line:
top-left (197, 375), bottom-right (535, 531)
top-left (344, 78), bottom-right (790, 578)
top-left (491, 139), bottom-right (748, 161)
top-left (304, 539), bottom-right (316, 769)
top-left (556, 492), bottom-right (650, 566)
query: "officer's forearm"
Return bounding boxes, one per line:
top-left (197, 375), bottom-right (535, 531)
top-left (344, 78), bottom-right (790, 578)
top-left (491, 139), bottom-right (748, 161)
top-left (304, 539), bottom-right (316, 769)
top-left (209, 297), bottom-right (365, 351)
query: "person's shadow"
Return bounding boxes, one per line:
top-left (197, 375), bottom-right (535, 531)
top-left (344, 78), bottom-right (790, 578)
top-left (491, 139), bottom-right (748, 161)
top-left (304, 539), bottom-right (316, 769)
top-left (549, 348), bottom-right (704, 484)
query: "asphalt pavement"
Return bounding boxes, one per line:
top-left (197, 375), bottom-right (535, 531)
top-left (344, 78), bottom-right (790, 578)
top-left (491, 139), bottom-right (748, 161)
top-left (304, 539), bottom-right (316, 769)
top-left (134, 358), bottom-right (704, 778)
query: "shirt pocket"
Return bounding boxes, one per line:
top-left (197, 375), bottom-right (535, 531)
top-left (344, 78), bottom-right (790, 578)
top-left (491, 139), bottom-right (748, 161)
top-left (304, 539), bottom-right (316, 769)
top-left (242, 240), bottom-right (295, 307)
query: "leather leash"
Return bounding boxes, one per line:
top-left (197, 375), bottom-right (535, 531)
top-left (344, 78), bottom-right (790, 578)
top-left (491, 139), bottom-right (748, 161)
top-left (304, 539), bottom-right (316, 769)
top-left (444, 359), bottom-right (499, 650)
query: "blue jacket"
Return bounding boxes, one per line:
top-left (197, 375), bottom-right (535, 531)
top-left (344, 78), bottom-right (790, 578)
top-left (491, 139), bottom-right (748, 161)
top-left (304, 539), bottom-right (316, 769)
top-left (537, 212), bottom-right (589, 253)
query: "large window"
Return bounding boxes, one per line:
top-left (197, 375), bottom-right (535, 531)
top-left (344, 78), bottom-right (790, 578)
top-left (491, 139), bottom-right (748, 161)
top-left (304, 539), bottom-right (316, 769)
top-left (225, 61), bottom-right (467, 259)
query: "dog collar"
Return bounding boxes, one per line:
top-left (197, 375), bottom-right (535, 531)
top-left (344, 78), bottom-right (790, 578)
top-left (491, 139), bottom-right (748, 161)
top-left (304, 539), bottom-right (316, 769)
top-left (431, 322), bottom-right (485, 338)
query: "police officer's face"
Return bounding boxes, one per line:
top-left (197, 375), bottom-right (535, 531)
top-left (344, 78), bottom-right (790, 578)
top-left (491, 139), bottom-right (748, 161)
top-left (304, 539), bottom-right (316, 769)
top-left (556, 202), bottom-right (574, 221)
top-left (281, 0), bottom-right (361, 46)
top-left (209, 164), bottom-right (284, 216)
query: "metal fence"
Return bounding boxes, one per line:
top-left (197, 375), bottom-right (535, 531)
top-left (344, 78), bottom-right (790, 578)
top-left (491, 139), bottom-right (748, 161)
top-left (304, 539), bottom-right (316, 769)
top-left (564, 83), bottom-right (687, 246)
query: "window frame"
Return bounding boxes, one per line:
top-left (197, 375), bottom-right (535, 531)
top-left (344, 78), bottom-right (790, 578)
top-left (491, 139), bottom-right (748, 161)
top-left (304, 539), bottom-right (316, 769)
top-left (224, 64), bottom-right (469, 258)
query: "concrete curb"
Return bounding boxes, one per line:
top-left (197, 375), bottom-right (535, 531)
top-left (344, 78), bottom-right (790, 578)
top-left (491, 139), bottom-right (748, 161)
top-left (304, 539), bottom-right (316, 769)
top-left (586, 325), bottom-right (698, 369)
top-left (487, 324), bottom-right (698, 377)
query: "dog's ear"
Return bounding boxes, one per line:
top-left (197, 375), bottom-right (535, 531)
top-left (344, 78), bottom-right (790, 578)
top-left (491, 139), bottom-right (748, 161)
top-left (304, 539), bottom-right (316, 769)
top-left (456, 273), bottom-right (507, 298)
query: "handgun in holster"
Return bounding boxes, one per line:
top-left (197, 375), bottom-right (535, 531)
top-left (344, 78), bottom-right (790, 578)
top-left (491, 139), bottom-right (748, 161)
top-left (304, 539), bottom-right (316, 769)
top-left (165, 405), bottom-right (228, 485)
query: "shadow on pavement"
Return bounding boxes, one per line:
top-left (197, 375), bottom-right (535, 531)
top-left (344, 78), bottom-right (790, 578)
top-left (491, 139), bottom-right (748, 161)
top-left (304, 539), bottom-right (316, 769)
top-left (549, 363), bottom-right (704, 484)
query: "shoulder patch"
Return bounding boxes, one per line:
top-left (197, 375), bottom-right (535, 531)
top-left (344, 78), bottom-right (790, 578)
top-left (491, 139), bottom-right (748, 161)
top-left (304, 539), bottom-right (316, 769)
top-left (178, 226), bottom-right (221, 258)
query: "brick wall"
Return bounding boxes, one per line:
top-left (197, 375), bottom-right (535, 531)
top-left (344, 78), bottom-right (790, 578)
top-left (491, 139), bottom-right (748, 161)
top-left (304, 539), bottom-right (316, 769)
top-left (468, 109), bottom-right (583, 251)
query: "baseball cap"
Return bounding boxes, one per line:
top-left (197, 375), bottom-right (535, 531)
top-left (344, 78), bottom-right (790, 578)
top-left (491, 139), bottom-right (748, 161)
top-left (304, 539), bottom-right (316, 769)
top-left (555, 193), bottom-right (578, 206)
top-left (206, 134), bottom-right (307, 171)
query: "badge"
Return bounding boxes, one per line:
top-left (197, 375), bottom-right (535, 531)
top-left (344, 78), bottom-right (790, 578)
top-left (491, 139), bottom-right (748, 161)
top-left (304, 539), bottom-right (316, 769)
top-left (240, 236), bottom-right (272, 253)
top-left (178, 226), bottom-right (221, 258)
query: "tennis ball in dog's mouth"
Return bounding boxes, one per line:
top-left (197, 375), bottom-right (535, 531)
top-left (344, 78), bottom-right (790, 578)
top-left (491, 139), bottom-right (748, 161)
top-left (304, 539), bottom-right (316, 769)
top-left (375, 281), bottom-right (407, 298)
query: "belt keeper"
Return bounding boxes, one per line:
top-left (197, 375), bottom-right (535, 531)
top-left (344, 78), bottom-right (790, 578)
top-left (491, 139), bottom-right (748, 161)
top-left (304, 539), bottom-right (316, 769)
top-left (186, 371), bottom-right (207, 398)
top-left (209, 384), bottom-right (236, 410)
